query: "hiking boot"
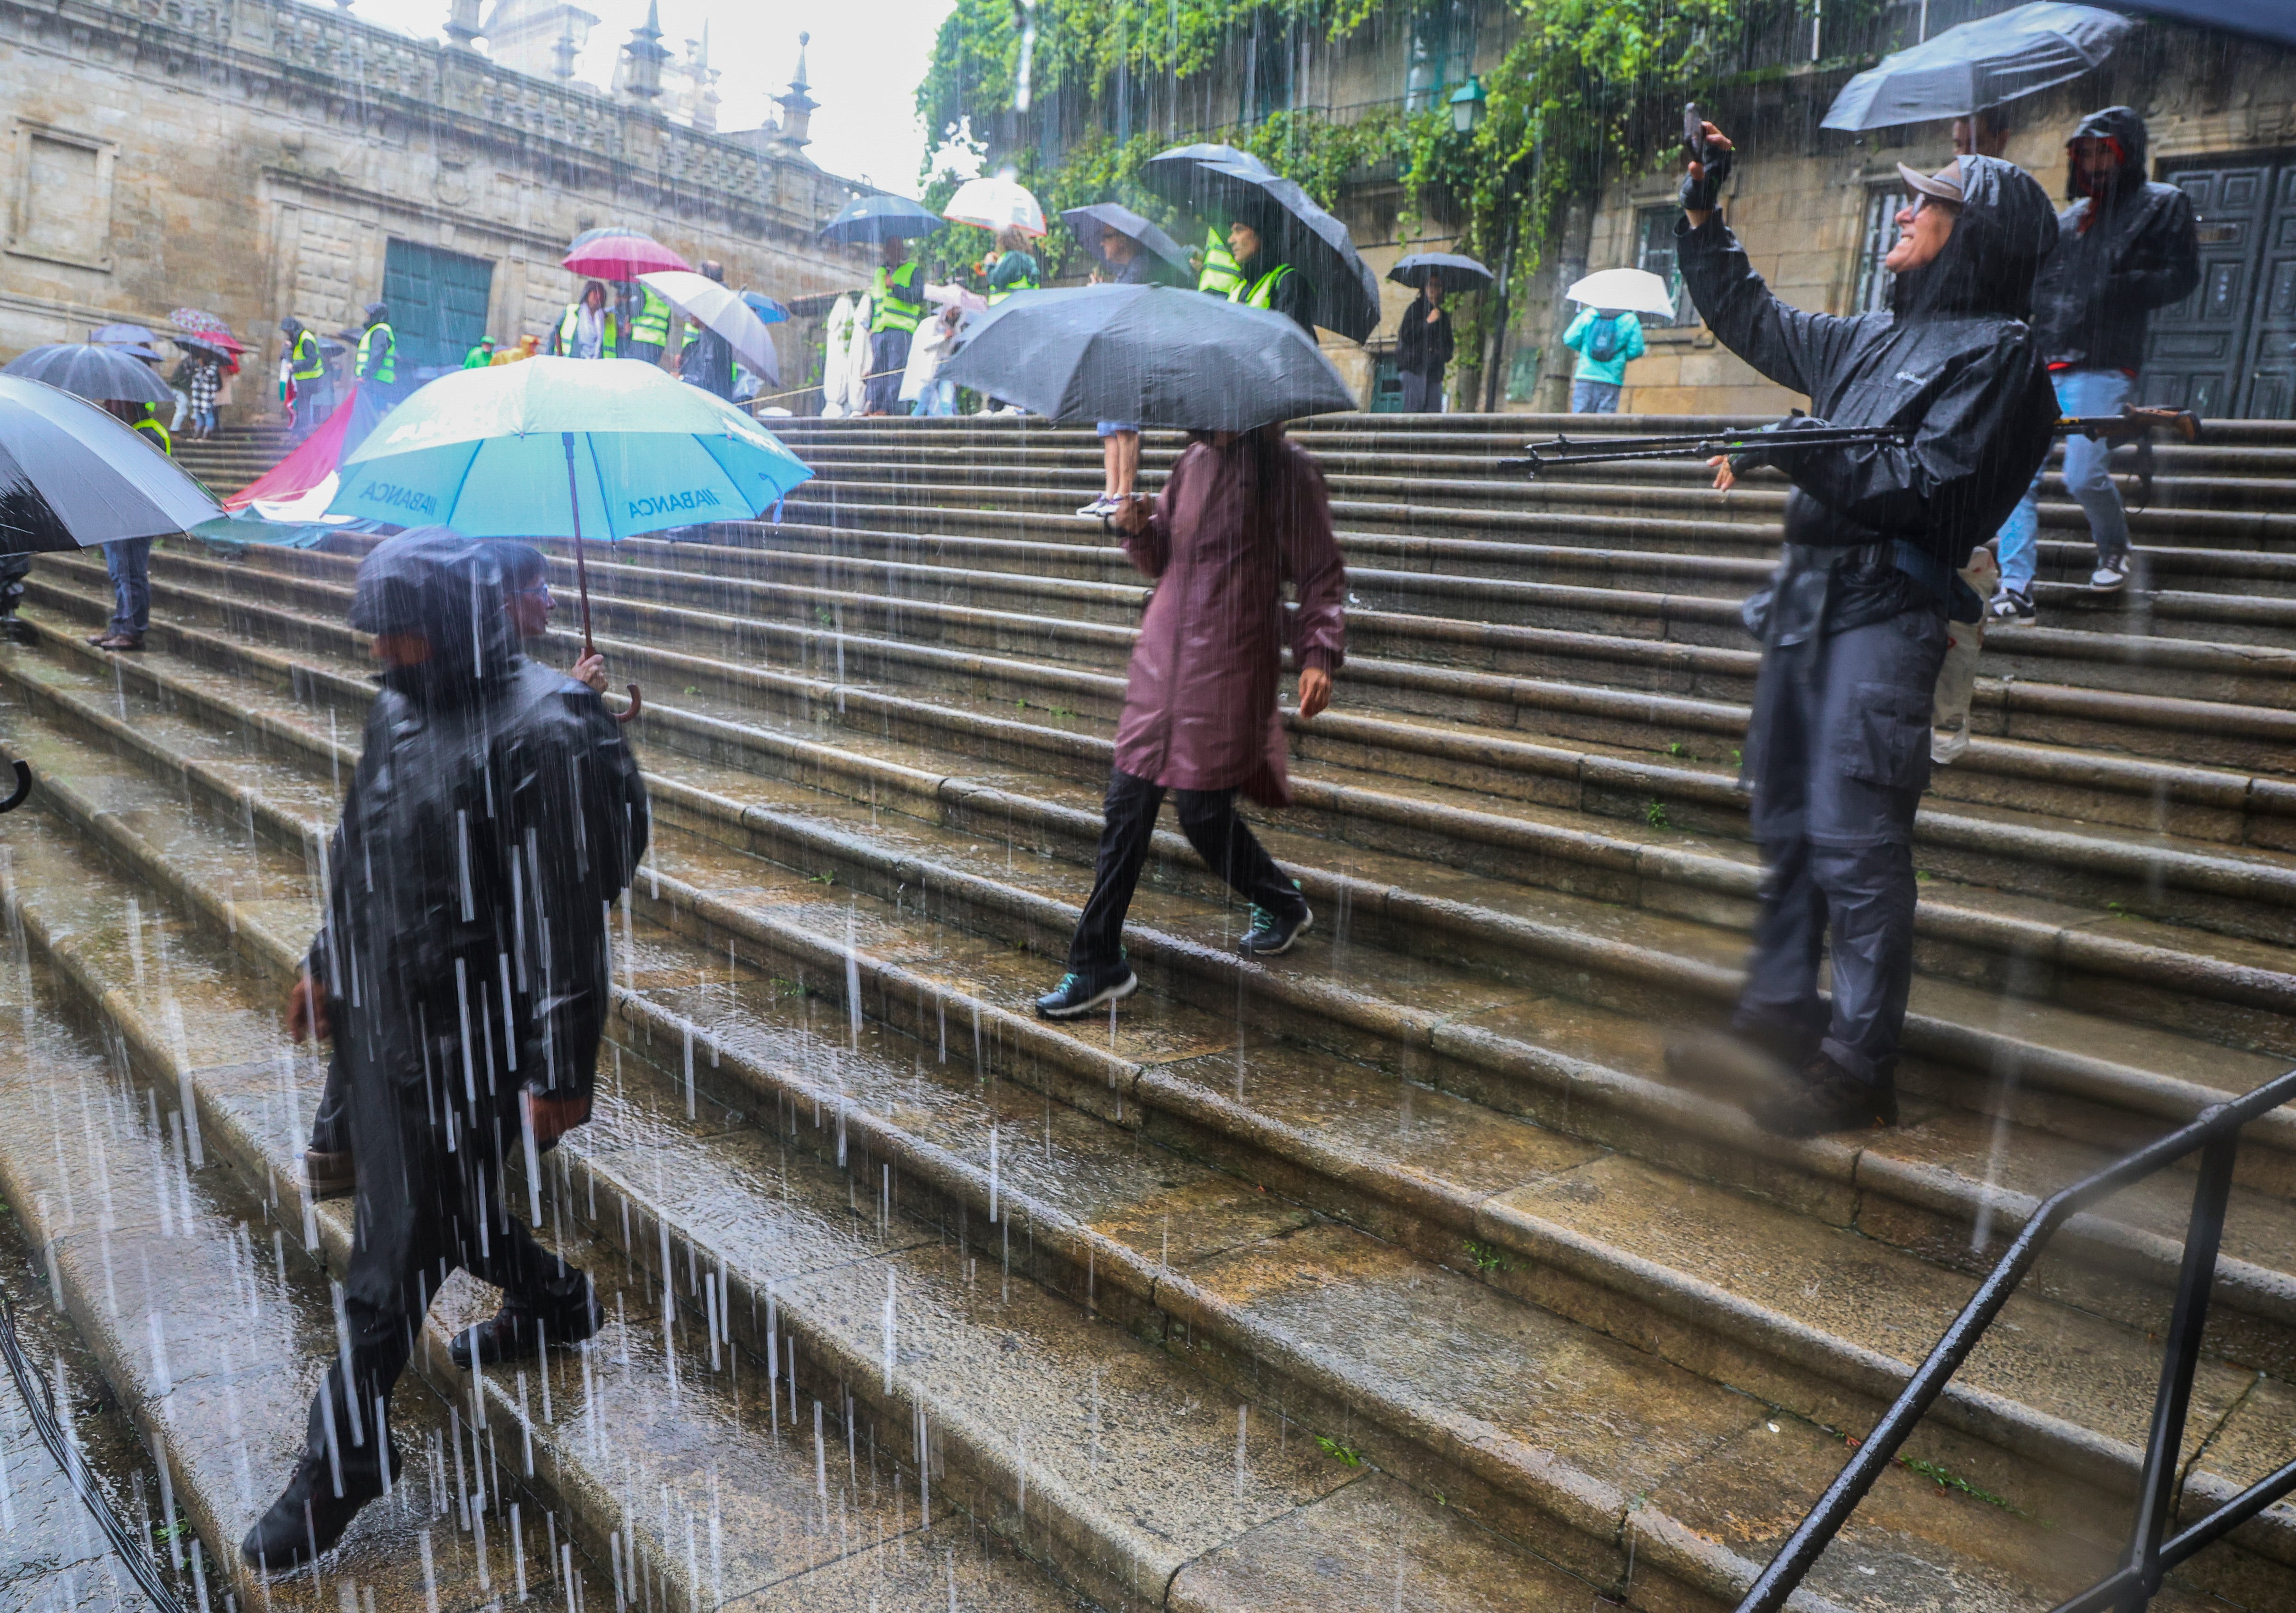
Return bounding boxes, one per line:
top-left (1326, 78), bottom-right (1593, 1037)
top-left (1663, 1028), bottom-right (1806, 1108)
top-left (447, 1292), bottom-right (602, 1370)
top-left (1238, 902), bottom-right (1312, 958)
top-left (304, 1149), bottom-right (355, 1201)
top-left (1986, 587), bottom-right (2034, 622)
top-left (89, 632), bottom-right (144, 652)
top-left (1034, 966), bottom-right (1137, 1021)
top-left (0, 615), bottom-right (30, 646)
top-left (1750, 1057), bottom-right (1899, 1137)
top-left (2090, 555), bottom-right (2131, 592)
top-left (241, 1445), bottom-right (396, 1571)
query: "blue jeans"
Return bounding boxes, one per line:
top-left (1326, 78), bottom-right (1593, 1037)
top-left (915, 379), bottom-right (958, 416)
top-left (105, 538), bottom-right (151, 636)
top-left (1570, 378), bottom-right (1621, 413)
top-left (1994, 368), bottom-right (2131, 593)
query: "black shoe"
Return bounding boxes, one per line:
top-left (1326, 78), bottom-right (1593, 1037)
top-left (1986, 587), bottom-right (2035, 623)
top-left (1034, 967), bottom-right (1137, 1021)
top-left (0, 616), bottom-right (29, 646)
top-left (241, 1449), bottom-right (391, 1570)
top-left (448, 1293), bottom-right (601, 1370)
top-left (1237, 902), bottom-right (1311, 958)
top-left (1750, 1057), bottom-right (1898, 1137)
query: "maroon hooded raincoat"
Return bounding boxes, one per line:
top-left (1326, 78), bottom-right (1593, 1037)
top-left (1110, 433), bottom-right (1347, 807)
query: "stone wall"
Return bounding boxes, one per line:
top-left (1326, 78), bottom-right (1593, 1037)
top-left (0, 0), bottom-right (872, 416)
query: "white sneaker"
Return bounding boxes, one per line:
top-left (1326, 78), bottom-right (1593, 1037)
top-left (1076, 496), bottom-right (1114, 518)
top-left (2091, 556), bottom-right (2130, 592)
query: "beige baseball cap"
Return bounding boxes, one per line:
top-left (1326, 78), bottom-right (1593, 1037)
top-left (1894, 159), bottom-right (1965, 204)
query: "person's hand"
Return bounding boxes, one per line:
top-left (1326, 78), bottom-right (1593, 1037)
top-left (1681, 122), bottom-right (1736, 225)
top-left (1707, 453), bottom-right (1737, 493)
top-left (1108, 494), bottom-right (1152, 535)
top-left (287, 973), bottom-right (332, 1043)
top-left (1297, 664), bottom-right (1333, 719)
top-left (572, 651), bottom-right (608, 694)
top-left (522, 1090), bottom-right (592, 1149)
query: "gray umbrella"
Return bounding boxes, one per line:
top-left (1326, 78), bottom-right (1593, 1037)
top-left (1, 343), bottom-right (172, 405)
top-left (1139, 157), bottom-right (1380, 341)
top-left (1060, 205), bottom-right (1193, 282)
top-left (0, 377), bottom-right (221, 554)
top-left (2113, 0), bottom-right (2296, 48)
top-left (820, 193), bottom-right (946, 245)
top-left (1390, 252), bottom-right (1493, 292)
top-left (936, 285), bottom-right (1355, 433)
top-left (1822, 3), bottom-right (2133, 130)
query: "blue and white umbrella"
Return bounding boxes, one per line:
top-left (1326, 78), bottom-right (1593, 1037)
top-left (329, 356), bottom-right (811, 708)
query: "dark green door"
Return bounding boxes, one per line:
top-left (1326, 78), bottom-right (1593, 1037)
top-left (382, 238), bottom-right (495, 376)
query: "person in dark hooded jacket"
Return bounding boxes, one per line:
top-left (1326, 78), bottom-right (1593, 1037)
top-left (1989, 107), bottom-right (2200, 619)
top-left (243, 528), bottom-right (648, 1571)
top-left (1663, 124), bottom-right (2060, 1136)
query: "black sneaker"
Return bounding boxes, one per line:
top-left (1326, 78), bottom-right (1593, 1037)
top-left (1035, 967), bottom-right (1138, 1021)
top-left (1237, 902), bottom-right (1312, 958)
top-left (242, 1445), bottom-right (396, 1570)
top-left (1987, 587), bottom-right (2035, 622)
top-left (2090, 556), bottom-right (2131, 592)
top-left (1750, 1057), bottom-right (1898, 1137)
top-left (448, 1292), bottom-right (601, 1370)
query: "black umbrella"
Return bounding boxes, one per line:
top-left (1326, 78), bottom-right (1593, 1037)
top-left (0, 377), bottom-right (221, 555)
top-left (1059, 205), bottom-right (1193, 282)
top-left (820, 194), bottom-right (946, 245)
top-left (1822, 3), bottom-right (2132, 129)
top-left (1389, 252), bottom-right (1493, 292)
top-left (2111, 0), bottom-right (2296, 47)
top-left (936, 285), bottom-right (1355, 433)
top-left (1, 343), bottom-right (173, 405)
top-left (1139, 156), bottom-right (1381, 341)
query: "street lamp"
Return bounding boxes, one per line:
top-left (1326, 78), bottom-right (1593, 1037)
top-left (1449, 76), bottom-right (1486, 135)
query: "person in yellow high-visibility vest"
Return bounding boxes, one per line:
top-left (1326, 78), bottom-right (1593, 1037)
top-left (551, 281), bottom-right (619, 360)
top-left (355, 302), bottom-right (403, 407)
top-left (625, 280), bottom-right (672, 365)
top-left (865, 238), bottom-right (925, 416)
top-left (280, 315), bottom-right (332, 437)
top-left (1196, 224), bottom-right (1243, 296)
top-left (1225, 219), bottom-right (1314, 337)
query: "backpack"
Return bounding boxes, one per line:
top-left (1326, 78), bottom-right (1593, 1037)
top-left (1587, 314), bottom-right (1621, 364)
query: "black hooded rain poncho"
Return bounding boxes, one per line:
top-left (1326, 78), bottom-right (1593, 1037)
top-left (2029, 106), bottom-right (2202, 375)
top-left (1670, 154), bottom-right (2061, 1111)
top-left (293, 526), bottom-right (646, 1494)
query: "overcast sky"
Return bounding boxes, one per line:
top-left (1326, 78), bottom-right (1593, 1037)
top-left (350, 0), bottom-right (957, 194)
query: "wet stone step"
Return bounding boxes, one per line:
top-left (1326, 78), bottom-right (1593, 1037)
top-left (13, 601), bottom-right (2296, 1606)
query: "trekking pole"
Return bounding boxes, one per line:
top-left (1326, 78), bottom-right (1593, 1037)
top-left (1498, 424), bottom-right (1909, 477)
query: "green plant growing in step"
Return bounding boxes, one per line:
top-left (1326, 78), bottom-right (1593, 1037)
top-left (1732, 748), bottom-right (1744, 766)
top-left (807, 871), bottom-right (838, 887)
top-left (1314, 1435), bottom-right (1363, 1467)
top-left (1465, 1239), bottom-right (1513, 1274)
top-left (1048, 705), bottom-right (1075, 720)
top-left (815, 606), bottom-right (836, 628)
top-left (2105, 900), bottom-right (2129, 919)
top-left (770, 977), bottom-right (807, 999)
top-left (1915, 869), bottom-right (1932, 884)
top-left (683, 686), bottom-right (700, 696)
top-left (1662, 741), bottom-right (1694, 759)
top-left (1898, 1454), bottom-right (2022, 1515)
top-left (1646, 799), bottom-right (1671, 828)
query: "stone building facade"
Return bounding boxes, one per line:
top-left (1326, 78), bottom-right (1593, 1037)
top-left (0, 0), bottom-right (868, 416)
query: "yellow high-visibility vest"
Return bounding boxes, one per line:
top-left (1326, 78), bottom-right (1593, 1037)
top-left (1198, 226), bottom-right (1243, 296)
top-left (355, 321), bottom-right (396, 383)
top-left (869, 260), bottom-right (924, 333)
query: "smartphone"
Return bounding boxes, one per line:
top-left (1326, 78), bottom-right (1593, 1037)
top-left (1683, 102), bottom-right (1708, 168)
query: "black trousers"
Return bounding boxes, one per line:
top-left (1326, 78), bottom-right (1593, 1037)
top-left (299, 1086), bottom-right (588, 1487)
top-left (1067, 769), bottom-right (1302, 975)
top-left (1733, 608), bottom-right (1947, 1089)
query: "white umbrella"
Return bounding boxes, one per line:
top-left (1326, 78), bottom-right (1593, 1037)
top-left (943, 174), bottom-right (1047, 238)
top-left (1565, 268), bottom-right (1680, 318)
top-left (636, 270), bottom-right (781, 387)
top-left (925, 282), bottom-right (988, 313)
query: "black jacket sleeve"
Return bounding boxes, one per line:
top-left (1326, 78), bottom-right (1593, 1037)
top-left (1675, 213), bottom-right (1858, 400)
top-left (2117, 187), bottom-right (2202, 313)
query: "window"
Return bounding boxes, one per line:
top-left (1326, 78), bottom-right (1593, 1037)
top-left (1634, 207), bottom-right (1692, 326)
top-left (1854, 184), bottom-right (1910, 314)
top-left (9, 124), bottom-right (114, 271)
top-left (1404, 2), bottom-right (1475, 111)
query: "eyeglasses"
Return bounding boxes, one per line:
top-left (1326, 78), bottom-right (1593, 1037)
top-left (1909, 193), bottom-right (1962, 218)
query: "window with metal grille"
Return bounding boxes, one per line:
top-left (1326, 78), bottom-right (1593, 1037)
top-left (1634, 208), bottom-right (1692, 326)
top-left (1854, 184), bottom-right (1910, 314)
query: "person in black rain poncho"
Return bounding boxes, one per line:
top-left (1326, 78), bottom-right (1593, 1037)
top-left (1663, 124), bottom-right (2060, 1136)
top-left (242, 528), bottom-right (648, 1570)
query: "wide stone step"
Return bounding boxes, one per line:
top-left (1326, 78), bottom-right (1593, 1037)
top-left (0, 611), bottom-right (2275, 1612)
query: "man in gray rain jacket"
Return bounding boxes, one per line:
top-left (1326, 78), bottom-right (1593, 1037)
top-left (1664, 122), bottom-right (2060, 1136)
top-left (242, 528), bottom-right (647, 1570)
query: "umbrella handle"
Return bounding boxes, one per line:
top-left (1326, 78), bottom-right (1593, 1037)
top-left (0, 759), bottom-right (28, 814)
top-left (618, 683), bottom-right (643, 724)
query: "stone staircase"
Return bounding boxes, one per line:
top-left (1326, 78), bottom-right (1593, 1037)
top-left (7, 410), bottom-right (2296, 1610)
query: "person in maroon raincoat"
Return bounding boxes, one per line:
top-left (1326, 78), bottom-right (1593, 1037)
top-left (1037, 423), bottom-right (1347, 1019)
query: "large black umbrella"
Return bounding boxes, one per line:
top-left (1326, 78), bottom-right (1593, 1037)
top-left (1822, 3), bottom-right (2132, 129)
top-left (1389, 252), bottom-right (1493, 292)
top-left (0, 377), bottom-right (221, 555)
top-left (820, 194), bottom-right (946, 246)
top-left (936, 285), bottom-right (1355, 433)
top-left (1, 343), bottom-right (172, 405)
top-left (1138, 155), bottom-right (1380, 341)
top-left (2111, 0), bottom-right (2296, 47)
top-left (1059, 205), bottom-right (1193, 283)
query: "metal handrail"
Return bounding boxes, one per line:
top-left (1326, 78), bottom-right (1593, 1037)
top-left (1739, 1066), bottom-right (2296, 1613)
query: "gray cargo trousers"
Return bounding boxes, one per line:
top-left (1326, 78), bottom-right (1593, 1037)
top-left (1731, 606), bottom-right (1948, 1089)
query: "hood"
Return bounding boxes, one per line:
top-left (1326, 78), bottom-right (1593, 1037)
top-left (348, 527), bottom-right (521, 708)
top-left (1892, 155), bottom-right (2059, 322)
top-left (279, 317), bottom-right (303, 338)
top-left (363, 302), bottom-right (388, 326)
top-left (2066, 105), bottom-right (2149, 201)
